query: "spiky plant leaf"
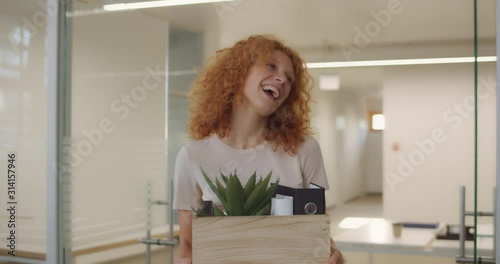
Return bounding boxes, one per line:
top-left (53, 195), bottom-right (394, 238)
top-left (244, 171), bottom-right (273, 214)
top-left (226, 174), bottom-right (245, 216)
top-left (250, 179), bottom-right (279, 215)
top-left (243, 171), bottom-right (257, 199)
top-left (255, 202), bottom-right (271, 215)
top-left (201, 168), bottom-right (229, 209)
top-left (219, 171), bottom-right (229, 185)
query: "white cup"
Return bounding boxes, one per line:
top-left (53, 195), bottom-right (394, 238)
top-left (271, 196), bottom-right (293, 216)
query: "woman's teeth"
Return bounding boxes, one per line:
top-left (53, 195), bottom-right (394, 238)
top-left (262, 85), bottom-right (279, 99)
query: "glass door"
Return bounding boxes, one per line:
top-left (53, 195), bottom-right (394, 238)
top-left (58, 1), bottom-right (204, 263)
top-left (471, 0), bottom-right (496, 263)
top-left (65, 2), bottom-right (170, 263)
top-left (0, 1), bottom-right (56, 263)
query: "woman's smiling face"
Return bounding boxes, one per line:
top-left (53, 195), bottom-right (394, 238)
top-left (241, 50), bottom-right (295, 117)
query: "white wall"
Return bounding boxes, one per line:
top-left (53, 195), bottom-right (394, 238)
top-left (383, 63), bottom-right (497, 224)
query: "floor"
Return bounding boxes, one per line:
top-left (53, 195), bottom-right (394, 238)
top-left (329, 194), bottom-right (383, 237)
top-left (102, 249), bottom-right (170, 264)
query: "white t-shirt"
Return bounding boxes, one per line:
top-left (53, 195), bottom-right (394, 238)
top-left (172, 134), bottom-right (329, 210)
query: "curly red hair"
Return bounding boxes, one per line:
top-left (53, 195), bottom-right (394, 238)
top-left (187, 35), bottom-right (314, 155)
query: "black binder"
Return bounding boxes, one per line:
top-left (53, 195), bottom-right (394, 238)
top-left (275, 183), bottom-right (325, 215)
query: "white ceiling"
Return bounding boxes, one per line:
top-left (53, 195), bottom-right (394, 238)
top-left (73, 0), bottom-right (497, 96)
top-left (142, 0), bottom-right (496, 45)
top-left (146, 0), bottom-right (496, 96)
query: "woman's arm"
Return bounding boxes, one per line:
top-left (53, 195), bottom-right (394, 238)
top-left (175, 210), bottom-right (193, 263)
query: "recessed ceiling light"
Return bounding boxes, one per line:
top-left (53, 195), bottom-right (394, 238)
top-left (104, 0), bottom-right (233, 11)
top-left (306, 56), bottom-right (496, 69)
top-left (319, 74), bottom-right (340, 91)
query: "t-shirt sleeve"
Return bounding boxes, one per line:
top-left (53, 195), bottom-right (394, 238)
top-left (300, 136), bottom-right (330, 190)
top-left (172, 146), bottom-right (201, 210)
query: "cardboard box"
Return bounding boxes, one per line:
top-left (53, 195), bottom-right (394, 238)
top-left (276, 183), bottom-right (326, 215)
top-left (192, 214), bottom-right (330, 264)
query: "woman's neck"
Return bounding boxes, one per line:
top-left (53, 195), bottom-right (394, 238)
top-left (222, 106), bottom-right (268, 149)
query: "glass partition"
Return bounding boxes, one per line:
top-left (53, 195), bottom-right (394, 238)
top-left (67, 2), bottom-right (171, 263)
top-left (0, 1), bottom-right (52, 263)
top-left (59, 1), bottom-right (205, 263)
top-left (474, 0), bottom-right (496, 262)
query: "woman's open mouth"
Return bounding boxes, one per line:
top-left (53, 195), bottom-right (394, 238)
top-left (262, 85), bottom-right (280, 100)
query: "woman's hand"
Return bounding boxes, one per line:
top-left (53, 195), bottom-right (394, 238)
top-left (174, 257), bottom-right (192, 264)
top-left (325, 248), bottom-right (344, 264)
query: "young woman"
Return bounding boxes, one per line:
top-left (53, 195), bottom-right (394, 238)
top-left (173, 35), bottom-right (344, 264)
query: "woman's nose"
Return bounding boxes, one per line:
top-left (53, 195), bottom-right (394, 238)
top-left (274, 71), bottom-right (286, 84)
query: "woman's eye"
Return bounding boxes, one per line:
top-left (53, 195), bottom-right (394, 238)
top-left (287, 76), bottom-right (294, 84)
top-left (267, 63), bottom-right (276, 70)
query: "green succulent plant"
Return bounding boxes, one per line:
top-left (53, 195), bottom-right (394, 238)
top-left (194, 168), bottom-right (279, 217)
